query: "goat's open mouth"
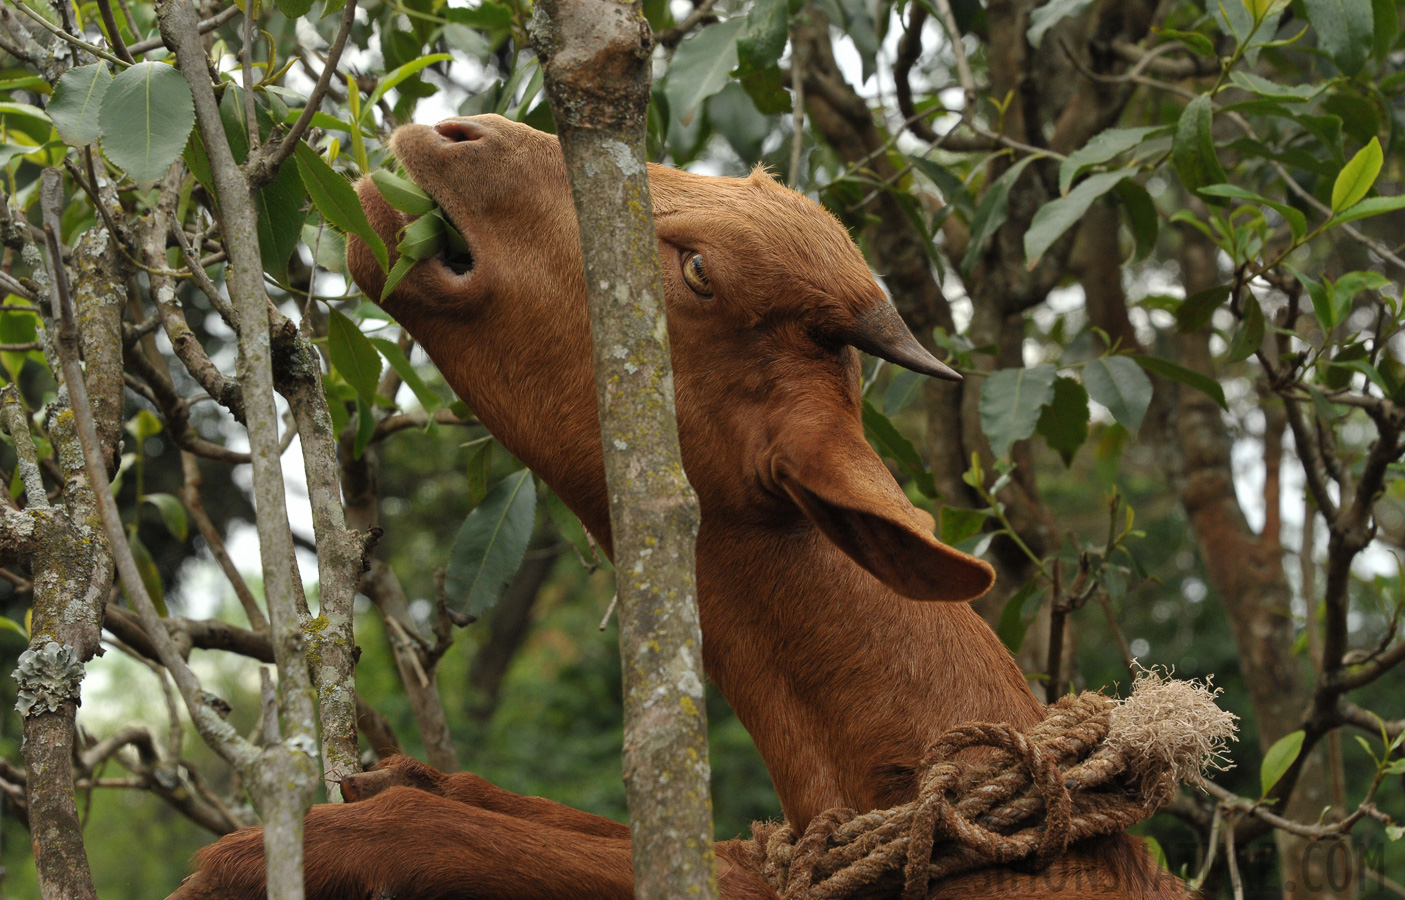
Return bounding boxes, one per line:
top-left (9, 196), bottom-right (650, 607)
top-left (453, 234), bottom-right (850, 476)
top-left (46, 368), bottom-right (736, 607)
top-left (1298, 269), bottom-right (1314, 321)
top-left (370, 168), bottom-right (478, 283)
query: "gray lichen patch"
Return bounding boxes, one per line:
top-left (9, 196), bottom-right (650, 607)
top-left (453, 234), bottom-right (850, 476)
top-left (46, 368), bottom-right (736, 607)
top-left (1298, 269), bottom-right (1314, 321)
top-left (14, 641), bottom-right (85, 716)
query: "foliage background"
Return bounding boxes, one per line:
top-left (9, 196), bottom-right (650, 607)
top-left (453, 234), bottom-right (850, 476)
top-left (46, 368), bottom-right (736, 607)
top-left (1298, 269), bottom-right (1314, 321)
top-left (0, 0), bottom-right (1403, 897)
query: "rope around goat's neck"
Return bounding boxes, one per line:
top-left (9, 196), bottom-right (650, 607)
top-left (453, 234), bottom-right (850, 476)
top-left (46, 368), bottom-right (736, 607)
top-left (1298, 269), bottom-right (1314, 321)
top-left (751, 677), bottom-right (1236, 900)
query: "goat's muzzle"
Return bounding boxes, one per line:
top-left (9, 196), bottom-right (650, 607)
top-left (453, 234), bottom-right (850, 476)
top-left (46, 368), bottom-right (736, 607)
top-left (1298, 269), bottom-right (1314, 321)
top-left (840, 303), bottom-right (962, 381)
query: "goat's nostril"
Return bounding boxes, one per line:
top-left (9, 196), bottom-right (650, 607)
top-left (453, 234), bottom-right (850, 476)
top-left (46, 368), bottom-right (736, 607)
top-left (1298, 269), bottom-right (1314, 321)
top-left (435, 119), bottom-right (487, 143)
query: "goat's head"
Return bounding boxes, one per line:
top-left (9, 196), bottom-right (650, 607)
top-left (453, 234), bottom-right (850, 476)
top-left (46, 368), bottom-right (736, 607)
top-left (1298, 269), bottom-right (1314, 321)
top-left (348, 114), bottom-right (993, 604)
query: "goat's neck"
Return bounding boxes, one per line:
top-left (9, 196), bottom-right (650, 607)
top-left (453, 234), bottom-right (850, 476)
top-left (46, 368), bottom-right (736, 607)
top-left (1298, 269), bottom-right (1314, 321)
top-left (695, 520), bottom-right (1045, 828)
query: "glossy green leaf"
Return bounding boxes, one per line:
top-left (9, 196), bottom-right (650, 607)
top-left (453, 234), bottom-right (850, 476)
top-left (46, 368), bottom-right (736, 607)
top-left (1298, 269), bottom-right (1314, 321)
top-left (1115, 180), bottom-right (1159, 263)
top-left (980, 365), bottom-right (1057, 456)
top-left (1175, 284), bottom-right (1232, 333)
top-left (98, 62), bottom-right (195, 187)
top-left (327, 309), bottom-right (383, 405)
top-left (1130, 354), bottom-right (1226, 409)
top-left (1084, 357), bottom-right (1153, 434)
top-left (1035, 376), bottom-right (1089, 466)
top-left (1198, 184), bottom-right (1307, 243)
top-left (939, 506), bottom-right (989, 545)
top-left (370, 168), bottom-right (436, 216)
top-left (1058, 126), bottom-right (1162, 195)
top-left (49, 63), bottom-right (112, 146)
top-left (1024, 170), bottom-right (1131, 267)
top-left (277, 0), bottom-right (314, 17)
top-left (1373, 0), bottom-right (1399, 61)
top-left (143, 493), bottom-right (189, 542)
top-left (1261, 729), bottom-right (1305, 794)
top-left (664, 18), bottom-right (745, 125)
top-left (124, 531), bottom-right (167, 617)
top-left (996, 580), bottom-right (1043, 653)
top-left (1227, 294), bottom-right (1265, 362)
top-left (295, 141), bottom-right (389, 272)
top-left (736, 0), bottom-right (788, 76)
top-left (883, 369), bottom-right (926, 416)
top-left (369, 337), bottom-right (442, 416)
top-left (962, 155), bottom-right (1042, 274)
top-left (862, 400), bottom-right (939, 498)
top-left (381, 255), bottom-right (416, 301)
top-left (1326, 193), bottom-right (1405, 227)
top-left (0, 616), bottom-right (26, 639)
top-left (445, 468), bottom-right (537, 618)
top-left (1303, 0), bottom-right (1374, 75)
top-left (366, 54), bottom-right (452, 109)
top-left (1171, 95), bottom-right (1226, 195)
top-left (1332, 137), bottom-right (1382, 213)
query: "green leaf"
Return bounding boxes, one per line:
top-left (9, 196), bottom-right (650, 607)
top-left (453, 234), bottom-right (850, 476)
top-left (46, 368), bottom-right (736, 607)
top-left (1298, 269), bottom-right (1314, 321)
top-left (1035, 376), bottom-right (1089, 466)
top-left (277, 0), bottom-right (314, 17)
top-left (444, 2), bottom-right (512, 31)
top-left (862, 400), bottom-right (939, 498)
top-left (366, 54), bottom-right (453, 109)
top-left (0, 302), bottom-right (39, 381)
top-left (220, 87), bottom-right (305, 278)
top-left (0, 616), bottom-right (26, 639)
top-left (395, 212), bottom-right (446, 260)
top-left (143, 493), bottom-right (189, 542)
top-left (369, 337), bottom-right (442, 416)
top-left (98, 62), bottom-right (195, 188)
top-left (327, 309), bottom-right (383, 405)
top-left (1373, 0), bottom-right (1399, 61)
top-left (1326, 193), bottom-right (1405, 227)
top-left (664, 18), bottom-right (746, 125)
top-left (1260, 729), bottom-right (1305, 794)
top-left (49, 63), bottom-right (112, 146)
top-left (124, 531), bottom-right (167, 617)
top-left (1227, 293), bottom-right (1265, 362)
top-left (1171, 95), bottom-right (1226, 196)
top-left (1291, 269), bottom-right (1336, 331)
top-left (352, 395), bottom-right (375, 458)
top-left (1332, 137), bottom-right (1382, 213)
top-left (996, 580), bottom-right (1043, 653)
top-left (1303, 0), bottom-right (1374, 76)
top-left (1332, 270), bottom-right (1392, 321)
top-left (736, 0), bottom-right (787, 76)
top-left (295, 142), bottom-right (388, 272)
top-left (1175, 284), bottom-right (1232, 333)
top-left (1198, 184), bottom-right (1306, 243)
top-left (1115, 180), bottom-right (1159, 263)
top-left (1154, 27), bottom-right (1217, 57)
top-left (370, 168), bottom-right (435, 216)
top-left (445, 468), bottom-right (537, 618)
top-left (1024, 170), bottom-right (1131, 267)
top-left (1084, 357), bottom-right (1153, 434)
top-left (1058, 126), bottom-right (1162, 195)
top-left (979, 365), bottom-right (1057, 456)
top-left (128, 408), bottom-right (163, 442)
top-left (883, 369), bottom-right (926, 416)
top-left (939, 506), bottom-right (989, 545)
top-left (381, 255), bottom-right (416, 301)
top-left (962, 155), bottom-right (1042, 274)
top-left (1026, 0), bottom-right (1097, 47)
top-left (1227, 71), bottom-right (1322, 104)
top-left (1131, 355), bottom-right (1227, 409)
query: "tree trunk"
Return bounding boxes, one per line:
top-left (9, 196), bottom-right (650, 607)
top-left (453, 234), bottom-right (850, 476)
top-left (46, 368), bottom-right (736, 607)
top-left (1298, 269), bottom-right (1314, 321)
top-left (535, 2), bottom-right (718, 897)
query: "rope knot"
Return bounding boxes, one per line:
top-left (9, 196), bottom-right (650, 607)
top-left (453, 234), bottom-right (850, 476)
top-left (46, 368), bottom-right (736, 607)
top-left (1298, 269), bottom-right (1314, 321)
top-left (748, 670), bottom-right (1237, 899)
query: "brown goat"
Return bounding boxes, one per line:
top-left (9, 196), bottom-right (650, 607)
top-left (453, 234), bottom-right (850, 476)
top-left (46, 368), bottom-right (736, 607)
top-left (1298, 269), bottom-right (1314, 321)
top-left (169, 115), bottom-right (1181, 899)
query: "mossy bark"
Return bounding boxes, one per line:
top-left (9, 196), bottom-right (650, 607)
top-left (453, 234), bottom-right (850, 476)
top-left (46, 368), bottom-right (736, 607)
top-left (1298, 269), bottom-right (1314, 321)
top-left (534, 2), bottom-right (719, 898)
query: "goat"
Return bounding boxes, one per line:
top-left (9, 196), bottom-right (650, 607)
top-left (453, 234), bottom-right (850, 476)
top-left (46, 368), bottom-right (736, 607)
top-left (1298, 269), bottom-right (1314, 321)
top-left (169, 114), bottom-right (1181, 899)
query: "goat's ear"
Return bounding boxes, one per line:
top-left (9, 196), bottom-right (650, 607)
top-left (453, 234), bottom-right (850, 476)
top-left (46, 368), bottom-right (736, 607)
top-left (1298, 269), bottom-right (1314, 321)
top-left (773, 433), bottom-right (994, 603)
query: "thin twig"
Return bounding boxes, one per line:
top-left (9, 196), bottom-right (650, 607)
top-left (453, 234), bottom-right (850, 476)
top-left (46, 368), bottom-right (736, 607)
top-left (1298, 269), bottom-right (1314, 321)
top-left (250, 0), bottom-right (359, 188)
top-left (127, 4), bottom-right (238, 54)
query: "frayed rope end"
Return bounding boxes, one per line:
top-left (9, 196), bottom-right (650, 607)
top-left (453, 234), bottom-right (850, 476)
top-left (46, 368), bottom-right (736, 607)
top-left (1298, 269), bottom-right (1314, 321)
top-left (1106, 665), bottom-right (1239, 791)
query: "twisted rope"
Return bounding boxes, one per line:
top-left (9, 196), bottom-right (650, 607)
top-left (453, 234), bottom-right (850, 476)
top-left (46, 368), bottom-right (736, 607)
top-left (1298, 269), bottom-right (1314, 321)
top-left (745, 672), bottom-right (1236, 900)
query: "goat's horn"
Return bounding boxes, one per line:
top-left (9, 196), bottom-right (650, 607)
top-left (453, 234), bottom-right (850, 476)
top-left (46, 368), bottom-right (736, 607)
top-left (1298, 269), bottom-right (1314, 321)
top-left (842, 304), bottom-right (962, 382)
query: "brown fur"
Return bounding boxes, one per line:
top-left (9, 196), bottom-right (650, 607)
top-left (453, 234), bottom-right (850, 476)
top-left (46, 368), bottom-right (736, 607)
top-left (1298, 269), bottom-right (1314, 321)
top-left (169, 115), bottom-right (1182, 899)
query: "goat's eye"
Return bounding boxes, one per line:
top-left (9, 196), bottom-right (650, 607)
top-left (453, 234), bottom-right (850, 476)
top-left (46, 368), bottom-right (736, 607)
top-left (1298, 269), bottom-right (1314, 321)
top-left (681, 251), bottom-right (712, 296)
